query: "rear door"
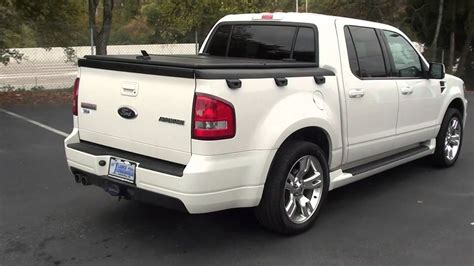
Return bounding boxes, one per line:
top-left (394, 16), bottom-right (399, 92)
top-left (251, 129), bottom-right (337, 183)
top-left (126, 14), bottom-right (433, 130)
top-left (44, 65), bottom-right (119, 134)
top-left (381, 30), bottom-right (442, 147)
top-left (337, 23), bottom-right (399, 163)
top-left (77, 67), bottom-right (195, 164)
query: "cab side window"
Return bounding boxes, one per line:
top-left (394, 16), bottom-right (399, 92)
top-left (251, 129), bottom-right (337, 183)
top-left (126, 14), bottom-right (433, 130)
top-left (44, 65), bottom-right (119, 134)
top-left (383, 30), bottom-right (423, 78)
top-left (345, 26), bottom-right (387, 78)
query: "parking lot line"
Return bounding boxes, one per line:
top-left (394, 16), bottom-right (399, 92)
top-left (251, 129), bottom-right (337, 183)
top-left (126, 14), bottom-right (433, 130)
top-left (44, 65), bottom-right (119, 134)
top-left (0, 107), bottom-right (68, 137)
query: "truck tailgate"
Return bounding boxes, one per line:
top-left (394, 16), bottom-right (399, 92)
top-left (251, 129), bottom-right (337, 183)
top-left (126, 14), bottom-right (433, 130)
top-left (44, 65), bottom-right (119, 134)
top-left (77, 67), bottom-right (194, 165)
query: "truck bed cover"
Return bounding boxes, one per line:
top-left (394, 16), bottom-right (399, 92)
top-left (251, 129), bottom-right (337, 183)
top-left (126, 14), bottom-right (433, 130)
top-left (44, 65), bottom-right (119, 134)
top-left (78, 55), bottom-right (334, 79)
top-left (82, 54), bottom-right (317, 69)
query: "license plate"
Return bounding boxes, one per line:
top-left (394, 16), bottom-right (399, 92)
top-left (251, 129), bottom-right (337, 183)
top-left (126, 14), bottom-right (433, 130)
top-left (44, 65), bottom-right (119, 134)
top-left (108, 157), bottom-right (136, 183)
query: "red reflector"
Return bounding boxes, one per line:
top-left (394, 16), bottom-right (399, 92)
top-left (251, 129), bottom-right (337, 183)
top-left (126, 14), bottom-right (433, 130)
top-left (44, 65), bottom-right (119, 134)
top-left (192, 94), bottom-right (235, 140)
top-left (72, 78), bottom-right (80, 116)
top-left (262, 13), bottom-right (273, 20)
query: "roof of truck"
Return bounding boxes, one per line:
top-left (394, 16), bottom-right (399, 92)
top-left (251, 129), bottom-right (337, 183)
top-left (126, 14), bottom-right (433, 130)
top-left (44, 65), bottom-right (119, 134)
top-left (219, 12), bottom-right (400, 33)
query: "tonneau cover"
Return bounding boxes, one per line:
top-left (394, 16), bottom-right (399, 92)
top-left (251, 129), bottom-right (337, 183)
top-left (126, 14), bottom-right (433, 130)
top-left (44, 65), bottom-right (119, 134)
top-left (79, 54), bottom-right (334, 79)
top-left (82, 54), bottom-right (318, 69)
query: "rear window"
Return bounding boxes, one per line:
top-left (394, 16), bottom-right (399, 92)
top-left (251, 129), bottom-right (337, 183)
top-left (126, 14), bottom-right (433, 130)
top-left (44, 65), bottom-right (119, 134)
top-left (207, 25), bottom-right (232, 56)
top-left (228, 25), bottom-right (294, 60)
top-left (205, 24), bottom-right (317, 63)
top-left (293, 27), bottom-right (316, 62)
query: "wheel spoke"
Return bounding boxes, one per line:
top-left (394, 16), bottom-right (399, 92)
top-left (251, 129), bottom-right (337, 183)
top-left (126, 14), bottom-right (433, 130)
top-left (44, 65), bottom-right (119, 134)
top-left (285, 173), bottom-right (296, 192)
top-left (285, 195), bottom-right (297, 217)
top-left (450, 134), bottom-right (460, 145)
top-left (447, 146), bottom-right (454, 159)
top-left (451, 119), bottom-right (459, 131)
top-left (285, 181), bottom-right (296, 193)
top-left (303, 173), bottom-right (322, 189)
top-left (303, 178), bottom-right (322, 190)
top-left (296, 157), bottom-right (310, 179)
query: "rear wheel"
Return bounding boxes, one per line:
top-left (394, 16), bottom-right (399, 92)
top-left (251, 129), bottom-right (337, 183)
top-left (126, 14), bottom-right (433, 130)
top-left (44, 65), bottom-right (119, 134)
top-left (432, 108), bottom-right (463, 167)
top-left (255, 141), bottom-right (329, 234)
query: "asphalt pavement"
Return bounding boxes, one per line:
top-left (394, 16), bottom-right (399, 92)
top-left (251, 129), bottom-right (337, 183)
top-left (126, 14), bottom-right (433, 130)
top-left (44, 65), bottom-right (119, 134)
top-left (0, 95), bottom-right (473, 266)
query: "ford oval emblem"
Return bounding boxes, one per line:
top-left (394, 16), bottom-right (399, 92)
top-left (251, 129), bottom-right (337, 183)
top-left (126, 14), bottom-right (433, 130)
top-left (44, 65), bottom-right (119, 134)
top-left (118, 107), bottom-right (138, 119)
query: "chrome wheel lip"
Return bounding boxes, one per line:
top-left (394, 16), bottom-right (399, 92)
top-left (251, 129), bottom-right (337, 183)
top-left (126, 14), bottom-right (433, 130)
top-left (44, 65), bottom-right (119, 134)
top-left (444, 117), bottom-right (462, 161)
top-left (284, 155), bottom-right (323, 224)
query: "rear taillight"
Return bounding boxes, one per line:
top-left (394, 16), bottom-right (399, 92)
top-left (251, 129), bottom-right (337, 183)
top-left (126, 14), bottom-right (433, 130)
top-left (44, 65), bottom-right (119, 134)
top-left (192, 94), bottom-right (235, 140)
top-left (72, 78), bottom-right (80, 116)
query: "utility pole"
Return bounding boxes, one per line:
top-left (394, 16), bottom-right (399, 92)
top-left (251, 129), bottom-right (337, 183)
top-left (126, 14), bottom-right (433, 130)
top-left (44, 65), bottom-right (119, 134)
top-left (89, 26), bottom-right (94, 55)
top-left (195, 30), bottom-right (199, 55)
top-left (305, 0), bottom-right (308, 12)
top-left (295, 0), bottom-right (298, 12)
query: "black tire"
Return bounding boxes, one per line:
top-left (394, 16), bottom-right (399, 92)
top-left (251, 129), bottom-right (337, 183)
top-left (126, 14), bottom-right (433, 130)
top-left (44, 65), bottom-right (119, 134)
top-left (432, 108), bottom-right (463, 167)
top-left (255, 141), bottom-right (329, 235)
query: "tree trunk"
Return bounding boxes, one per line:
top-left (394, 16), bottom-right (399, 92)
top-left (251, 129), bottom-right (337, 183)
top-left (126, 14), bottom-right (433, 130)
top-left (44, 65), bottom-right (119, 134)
top-left (448, 0), bottom-right (456, 73)
top-left (88, 0), bottom-right (114, 55)
top-left (456, 7), bottom-right (473, 77)
top-left (431, 0), bottom-right (444, 62)
top-left (456, 30), bottom-right (473, 77)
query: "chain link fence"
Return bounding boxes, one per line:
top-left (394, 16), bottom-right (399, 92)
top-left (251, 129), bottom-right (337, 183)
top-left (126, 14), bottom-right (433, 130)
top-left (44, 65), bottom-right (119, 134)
top-left (0, 36), bottom-right (461, 92)
top-left (0, 43), bottom-right (197, 91)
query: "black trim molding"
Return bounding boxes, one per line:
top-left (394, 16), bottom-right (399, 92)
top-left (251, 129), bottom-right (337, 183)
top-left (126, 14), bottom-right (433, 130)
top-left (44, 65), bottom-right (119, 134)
top-left (78, 56), bottom-right (335, 80)
top-left (195, 67), bottom-right (334, 79)
top-left (67, 141), bottom-right (186, 177)
top-left (70, 167), bottom-right (188, 213)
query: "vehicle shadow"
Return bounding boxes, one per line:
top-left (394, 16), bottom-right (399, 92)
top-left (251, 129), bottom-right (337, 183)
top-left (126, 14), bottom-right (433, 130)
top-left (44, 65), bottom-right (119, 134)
top-left (85, 156), bottom-right (443, 248)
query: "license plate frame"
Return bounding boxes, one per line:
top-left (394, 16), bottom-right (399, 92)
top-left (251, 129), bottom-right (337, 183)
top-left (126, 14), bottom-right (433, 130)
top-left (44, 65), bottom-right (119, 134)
top-left (108, 157), bottom-right (137, 184)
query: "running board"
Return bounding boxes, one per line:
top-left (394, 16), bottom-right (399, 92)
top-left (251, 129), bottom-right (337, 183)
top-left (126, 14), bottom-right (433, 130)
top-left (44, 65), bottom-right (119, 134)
top-left (346, 146), bottom-right (429, 175)
top-left (329, 143), bottom-right (435, 190)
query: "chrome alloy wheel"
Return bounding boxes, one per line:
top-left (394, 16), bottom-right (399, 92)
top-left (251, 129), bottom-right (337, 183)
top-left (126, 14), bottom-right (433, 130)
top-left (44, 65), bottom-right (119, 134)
top-left (284, 155), bottom-right (323, 224)
top-left (444, 117), bottom-right (462, 161)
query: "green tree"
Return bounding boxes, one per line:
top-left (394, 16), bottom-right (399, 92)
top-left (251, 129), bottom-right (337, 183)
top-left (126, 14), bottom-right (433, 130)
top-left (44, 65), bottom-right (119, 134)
top-left (142, 0), bottom-right (294, 44)
top-left (12, 0), bottom-right (87, 47)
top-left (0, 0), bottom-right (23, 65)
top-left (1, 0), bottom-right (88, 65)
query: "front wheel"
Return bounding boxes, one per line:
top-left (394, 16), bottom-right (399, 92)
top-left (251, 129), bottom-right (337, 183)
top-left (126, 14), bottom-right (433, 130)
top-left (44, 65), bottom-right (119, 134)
top-left (432, 108), bottom-right (463, 167)
top-left (255, 141), bottom-right (329, 234)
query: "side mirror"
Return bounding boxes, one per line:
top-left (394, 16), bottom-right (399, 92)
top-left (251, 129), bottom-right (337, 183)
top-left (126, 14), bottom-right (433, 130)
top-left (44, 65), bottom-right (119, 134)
top-left (428, 62), bottom-right (445, 79)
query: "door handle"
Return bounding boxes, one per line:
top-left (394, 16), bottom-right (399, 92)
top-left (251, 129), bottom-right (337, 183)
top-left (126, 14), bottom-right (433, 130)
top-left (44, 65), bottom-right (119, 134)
top-left (348, 88), bottom-right (365, 98)
top-left (121, 82), bottom-right (139, 97)
top-left (401, 86), bottom-right (413, 95)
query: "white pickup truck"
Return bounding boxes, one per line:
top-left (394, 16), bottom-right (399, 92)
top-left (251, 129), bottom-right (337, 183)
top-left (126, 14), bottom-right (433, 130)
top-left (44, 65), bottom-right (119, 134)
top-left (65, 12), bottom-right (467, 234)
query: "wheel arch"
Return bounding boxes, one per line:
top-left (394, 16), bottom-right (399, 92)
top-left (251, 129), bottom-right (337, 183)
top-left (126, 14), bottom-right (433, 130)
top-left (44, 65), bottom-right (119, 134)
top-left (447, 97), bottom-right (465, 120)
top-left (279, 127), bottom-right (332, 166)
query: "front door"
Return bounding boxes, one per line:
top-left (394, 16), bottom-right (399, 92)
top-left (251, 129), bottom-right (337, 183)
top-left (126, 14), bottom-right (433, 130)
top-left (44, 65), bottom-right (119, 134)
top-left (381, 30), bottom-right (442, 147)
